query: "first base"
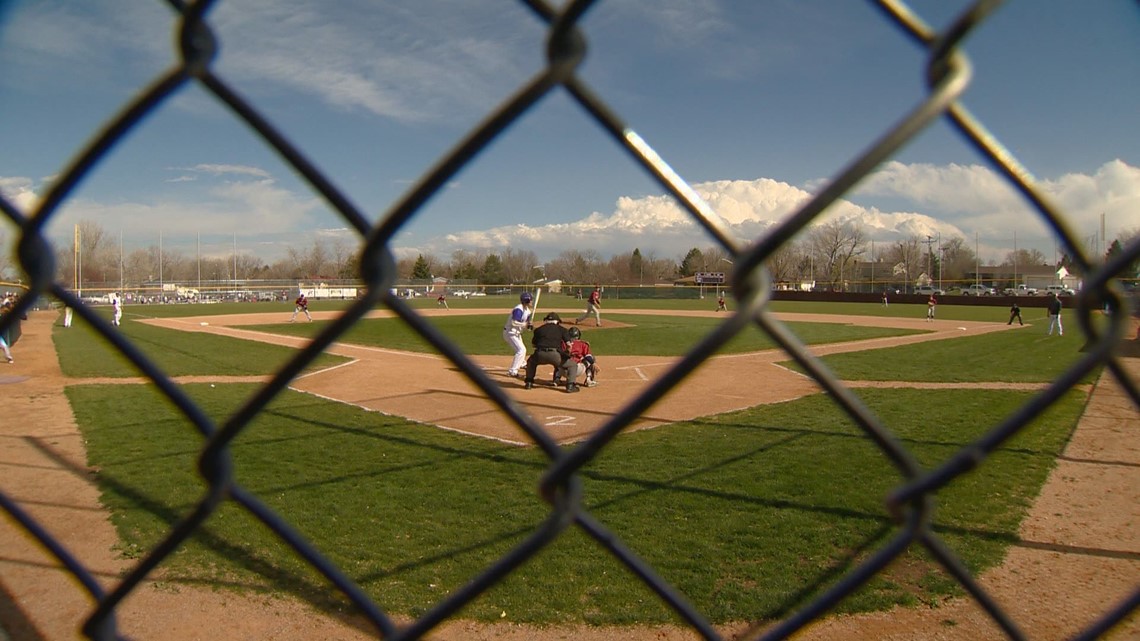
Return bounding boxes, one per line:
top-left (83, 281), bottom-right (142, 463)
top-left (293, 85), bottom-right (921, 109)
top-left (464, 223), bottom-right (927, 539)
top-left (200, 322), bottom-right (209, 326)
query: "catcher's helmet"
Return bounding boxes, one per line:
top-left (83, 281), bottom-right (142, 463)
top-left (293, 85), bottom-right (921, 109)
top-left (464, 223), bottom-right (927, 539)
top-left (543, 312), bottom-right (562, 323)
top-left (520, 292), bottom-right (533, 304)
top-left (568, 326), bottom-right (581, 340)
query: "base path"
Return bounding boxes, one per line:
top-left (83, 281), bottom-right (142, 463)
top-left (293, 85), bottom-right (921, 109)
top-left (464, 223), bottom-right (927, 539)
top-left (142, 308), bottom-right (1023, 445)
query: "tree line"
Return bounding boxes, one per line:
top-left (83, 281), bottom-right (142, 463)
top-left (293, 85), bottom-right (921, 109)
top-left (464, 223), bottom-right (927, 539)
top-left (2, 219), bottom-right (1137, 290)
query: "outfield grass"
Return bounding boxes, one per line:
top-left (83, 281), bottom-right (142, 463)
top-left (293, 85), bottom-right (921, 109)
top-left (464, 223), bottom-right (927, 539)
top-left (54, 309), bottom-right (348, 378)
top-left (67, 383), bottom-right (1083, 624)
top-left (785, 322), bottom-right (1097, 384)
top-left (115, 296), bottom-right (1066, 323)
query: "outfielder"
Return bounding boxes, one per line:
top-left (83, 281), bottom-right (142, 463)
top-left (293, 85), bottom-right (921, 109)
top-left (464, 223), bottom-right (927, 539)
top-left (502, 292), bottom-right (534, 378)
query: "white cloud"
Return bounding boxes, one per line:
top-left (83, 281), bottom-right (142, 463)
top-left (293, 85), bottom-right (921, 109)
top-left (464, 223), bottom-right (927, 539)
top-left (8, 160), bottom-right (1135, 267)
top-left (186, 164), bottom-right (273, 179)
top-left (0, 176), bottom-right (39, 214)
top-left (414, 160), bottom-right (1139, 261)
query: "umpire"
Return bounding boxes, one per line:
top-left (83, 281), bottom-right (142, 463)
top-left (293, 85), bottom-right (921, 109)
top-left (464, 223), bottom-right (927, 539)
top-left (524, 312), bottom-right (573, 391)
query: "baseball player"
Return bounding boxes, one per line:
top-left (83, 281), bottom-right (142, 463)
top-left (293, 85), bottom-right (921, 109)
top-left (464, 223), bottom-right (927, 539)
top-left (502, 292), bottom-right (534, 378)
top-left (111, 293), bottom-right (123, 326)
top-left (925, 294), bottom-right (937, 321)
top-left (575, 286), bottom-right (602, 326)
top-left (523, 312), bottom-right (573, 391)
top-left (716, 294), bottom-right (727, 312)
top-left (437, 292), bottom-right (449, 310)
top-left (1046, 292), bottom-right (1063, 336)
top-left (558, 326), bottom-right (598, 388)
top-left (1, 298), bottom-right (17, 363)
top-left (290, 292), bottom-right (312, 322)
top-left (1008, 301), bottom-right (1023, 326)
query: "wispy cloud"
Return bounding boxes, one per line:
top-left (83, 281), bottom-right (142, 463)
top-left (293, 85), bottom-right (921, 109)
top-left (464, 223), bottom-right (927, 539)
top-left (184, 164), bottom-right (274, 179)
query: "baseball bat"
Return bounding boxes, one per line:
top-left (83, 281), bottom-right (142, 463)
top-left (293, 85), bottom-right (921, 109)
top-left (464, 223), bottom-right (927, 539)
top-left (531, 288), bottom-right (541, 322)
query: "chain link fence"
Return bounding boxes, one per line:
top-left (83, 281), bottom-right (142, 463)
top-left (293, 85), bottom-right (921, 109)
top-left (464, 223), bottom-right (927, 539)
top-left (2, 1), bottom-right (1138, 639)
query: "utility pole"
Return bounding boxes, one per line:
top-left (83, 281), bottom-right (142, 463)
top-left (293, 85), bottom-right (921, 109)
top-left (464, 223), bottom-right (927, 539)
top-left (922, 235), bottom-right (936, 284)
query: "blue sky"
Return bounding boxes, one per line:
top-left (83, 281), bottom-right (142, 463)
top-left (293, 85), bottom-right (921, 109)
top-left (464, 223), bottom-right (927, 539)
top-left (1, 0), bottom-right (1137, 268)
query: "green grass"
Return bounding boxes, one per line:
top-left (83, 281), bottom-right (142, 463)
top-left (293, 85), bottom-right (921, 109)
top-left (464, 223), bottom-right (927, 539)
top-left (67, 383), bottom-right (1084, 624)
top-left (785, 313), bottom-right (1097, 383)
top-left (248, 313), bottom-right (927, 356)
top-left (57, 299), bottom-right (1096, 624)
top-left (116, 297), bottom-right (1043, 321)
top-left (54, 309), bottom-right (348, 378)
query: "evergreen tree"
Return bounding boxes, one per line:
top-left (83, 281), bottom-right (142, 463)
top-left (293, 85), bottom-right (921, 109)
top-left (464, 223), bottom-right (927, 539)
top-left (480, 254), bottom-right (505, 285)
top-left (412, 254), bottom-right (431, 279)
top-left (679, 247), bottom-right (704, 277)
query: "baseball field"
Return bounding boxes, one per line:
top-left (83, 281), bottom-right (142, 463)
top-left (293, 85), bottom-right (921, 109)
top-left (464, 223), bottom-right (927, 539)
top-left (2, 296), bottom-right (1137, 640)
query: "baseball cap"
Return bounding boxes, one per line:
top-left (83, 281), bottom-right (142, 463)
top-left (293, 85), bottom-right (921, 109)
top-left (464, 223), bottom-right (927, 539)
top-left (543, 312), bottom-right (562, 322)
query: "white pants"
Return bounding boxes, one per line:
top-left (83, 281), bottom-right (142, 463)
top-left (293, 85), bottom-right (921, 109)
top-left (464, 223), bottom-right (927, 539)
top-left (1047, 314), bottom-right (1063, 335)
top-left (503, 329), bottom-right (526, 375)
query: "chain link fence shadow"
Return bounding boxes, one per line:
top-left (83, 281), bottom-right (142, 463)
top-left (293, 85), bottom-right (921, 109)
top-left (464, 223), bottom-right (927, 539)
top-left (1, 1), bottom-right (1138, 639)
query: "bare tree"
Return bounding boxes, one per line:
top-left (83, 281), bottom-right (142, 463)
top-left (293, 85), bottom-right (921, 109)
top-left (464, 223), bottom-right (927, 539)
top-left (1003, 247), bottom-right (1048, 268)
top-left (73, 220), bottom-right (116, 286)
top-left (882, 236), bottom-right (923, 292)
top-left (499, 247), bottom-right (539, 285)
top-left (807, 219), bottom-right (867, 290)
top-left (940, 236), bottom-right (978, 284)
top-left (0, 227), bottom-right (15, 281)
top-left (766, 239), bottom-right (805, 285)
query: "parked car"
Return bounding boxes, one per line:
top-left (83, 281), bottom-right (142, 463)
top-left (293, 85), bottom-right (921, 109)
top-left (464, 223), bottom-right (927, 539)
top-left (1045, 284), bottom-right (1076, 296)
top-left (915, 285), bottom-right (944, 296)
top-left (962, 284), bottom-right (996, 296)
top-left (1002, 284), bottom-right (1038, 296)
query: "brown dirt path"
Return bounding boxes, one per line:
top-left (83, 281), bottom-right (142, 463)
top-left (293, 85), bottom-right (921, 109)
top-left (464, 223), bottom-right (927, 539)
top-left (0, 308), bottom-right (1136, 640)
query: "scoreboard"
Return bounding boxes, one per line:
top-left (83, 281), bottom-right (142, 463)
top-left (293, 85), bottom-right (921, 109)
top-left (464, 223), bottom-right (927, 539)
top-left (694, 271), bottom-right (725, 284)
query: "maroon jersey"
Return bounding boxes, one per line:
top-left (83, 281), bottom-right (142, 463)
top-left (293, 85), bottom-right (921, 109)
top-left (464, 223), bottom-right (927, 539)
top-left (562, 339), bottom-right (592, 363)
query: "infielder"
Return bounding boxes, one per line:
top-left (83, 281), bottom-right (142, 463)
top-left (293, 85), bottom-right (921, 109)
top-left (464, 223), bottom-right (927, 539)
top-left (502, 292), bottom-right (534, 378)
top-left (290, 292), bottom-right (312, 322)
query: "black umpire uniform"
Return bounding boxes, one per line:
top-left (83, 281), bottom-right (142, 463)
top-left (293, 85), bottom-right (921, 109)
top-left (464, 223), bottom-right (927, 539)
top-left (1008, 301), bottom-right (1023, 325)
top-left (524, 312), bottom-right (573, 391)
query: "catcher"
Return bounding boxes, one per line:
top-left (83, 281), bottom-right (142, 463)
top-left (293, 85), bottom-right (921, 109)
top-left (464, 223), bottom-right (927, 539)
top-left (557, 326), bottom-right (599, 388)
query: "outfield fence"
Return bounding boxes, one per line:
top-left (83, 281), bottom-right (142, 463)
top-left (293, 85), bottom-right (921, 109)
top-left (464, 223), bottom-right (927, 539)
top-left (2, 2), bottom-right (1138, 640)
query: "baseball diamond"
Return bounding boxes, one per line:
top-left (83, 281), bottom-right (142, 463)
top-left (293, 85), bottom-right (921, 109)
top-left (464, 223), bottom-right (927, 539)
top-left (140, 308), bottom-right (1025, 445)
top-left (0, 307), bottom-right (1136, 641)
